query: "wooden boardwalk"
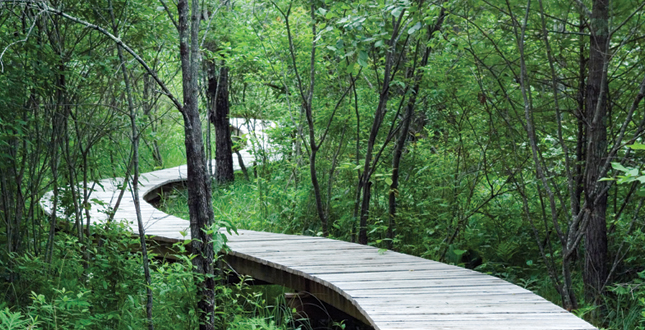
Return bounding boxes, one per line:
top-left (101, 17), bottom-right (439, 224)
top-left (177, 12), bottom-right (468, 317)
top-left (41, 119), bottom-right (597, 330)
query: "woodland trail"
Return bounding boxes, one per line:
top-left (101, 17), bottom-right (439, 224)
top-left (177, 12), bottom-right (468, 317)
top-left (41, 118), bottom-right (597, 330)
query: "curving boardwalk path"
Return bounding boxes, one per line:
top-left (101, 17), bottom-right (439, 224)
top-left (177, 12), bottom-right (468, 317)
top-left (41, 119), bottom-right (596, 330)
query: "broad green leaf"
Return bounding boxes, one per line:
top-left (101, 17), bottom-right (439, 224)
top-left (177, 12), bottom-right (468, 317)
top-left (611, 162), bottom-right (629, 172)
top-left (627, 143), bottom-right (645, 150)
top-left (357, 50), bottom-right (368, 67)
top-left (453, 249), bottom-right (467, 256)
top-left (408, 22), bottom-right (422, 35)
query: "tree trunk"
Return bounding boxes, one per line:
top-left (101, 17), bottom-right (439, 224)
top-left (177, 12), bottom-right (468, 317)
top-left (143, 73), bottom-right (163, 168)
top-left (388, 96), bottom-right (414, 249)
top-left (358, 12), bottom-right (405, 244)
top-left (583, 0), bottom-right (609, 305)
top-left (109, 1), bottom-right (154, 326)
top-left (388, 11), bottom-right (444, 249)
top-left (178, 0), bottom-right (216, 328)
top-left (235, 149), bottom-right (250, 181)
top-left (574, 17), bottom-right (586, 222)
top-left (208, 63), bottom-right (234, 184)
top-left (277, 3), bottom-right (329, 235)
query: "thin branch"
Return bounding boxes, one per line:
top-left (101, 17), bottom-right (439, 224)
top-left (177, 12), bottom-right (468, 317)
top-left (610, 1), bottom-right (645, 37)
top-left (32, 0), bottom-right (183, 111)
top-left (0, 6), bottom-right (44, 72)
top-left (158, 0), bottom-right (178, 30)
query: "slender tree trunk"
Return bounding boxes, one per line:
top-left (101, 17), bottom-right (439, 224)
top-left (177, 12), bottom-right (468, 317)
top-left (388, 98), bottom-right (414, 249)
top-left (358, 11), bottom-right (405, 244)
top-left (178, 1), bottom-right (216, 328)
top-left (309, 146), bottom-right (328, 235)
top-left (109, 1), bottom-right (155, 327)
top-left (277, 3), bottom-right (329, 235)
top-left (512, 0), bottom-right (578, 310)
top-left (326, 130), bottom-right (345, 232)
top-left (208, 63), bottom-right (234, 184)
top-left (583, 0), bottom-right (609, 305)
top-left (143, 74), bottom-right (163, 168)
top-left (387, 10), bottom-right (444, 249)
top-left (235, 149), bottom-right (250, 181)
top-left (303, 5), bottom-right (329, 236)
top-left (574, 17), bottom-right (586, 222)
top-left (45, 106), bottom-right (61, 264)
top-left (82, 153), bottom-right (92, 239)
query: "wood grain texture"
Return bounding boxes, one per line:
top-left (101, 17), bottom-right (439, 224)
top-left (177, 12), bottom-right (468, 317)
top-left (40, 118), bottom-right (597, 330)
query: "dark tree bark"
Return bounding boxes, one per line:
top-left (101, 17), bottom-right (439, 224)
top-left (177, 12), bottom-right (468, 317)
top-left (208, 63), bottom-right (234, 184)
top-left (583, 0), bottom-right (609, 305)
top-left (235, 149), bottom-right (250, 181)
top-left (358, 10), bottom-right (406, 245)
top-left (574, 16), bottom-right (586, 222)
top-left (143, 73), bottom-right (163, 168)
top-left (299, 5), bottom-right (328, 236)
top-left (46, 60), bottom-right (69, 263)
top-left (387, 8), bottom-right (444, 249)
top-left (109, 1), bottom-right (154, 327)
top-left (178, 0), bottom-right (216, 328)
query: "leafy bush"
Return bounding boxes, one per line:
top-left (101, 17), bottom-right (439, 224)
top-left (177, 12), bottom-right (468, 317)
top-left (1, 220), bottom-right (297, 330)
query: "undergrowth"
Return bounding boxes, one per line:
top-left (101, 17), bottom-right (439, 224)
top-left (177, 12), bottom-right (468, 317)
top-left (0, 222), bottom-right (299, 330)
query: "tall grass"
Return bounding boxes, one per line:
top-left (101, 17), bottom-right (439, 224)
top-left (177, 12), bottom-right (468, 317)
top-left (159, 169), bottom-right (320, 235)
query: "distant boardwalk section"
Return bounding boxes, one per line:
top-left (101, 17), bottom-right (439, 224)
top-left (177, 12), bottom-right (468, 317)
top-left (41, 119), bottom-right (597, 330)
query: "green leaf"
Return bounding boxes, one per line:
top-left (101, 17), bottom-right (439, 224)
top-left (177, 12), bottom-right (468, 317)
top-left (212, 232), bottom-right (225, 252)
top-left (391, 6), bottom-right (403, 18)
top-left (627, 143), bottom-right (645, 150)
top-left (453, 249), bottom-right (467, 256)
top-left (611, 162), bottom-right (629, 172)
top-left (384, 177), bottom-right (393, 185)
top-left (408, 22), bottom-right (422, 35)
top-left (357, 50), bottom-right (368, 67)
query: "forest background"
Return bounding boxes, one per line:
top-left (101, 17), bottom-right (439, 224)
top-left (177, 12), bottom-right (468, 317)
top-left (1, 0), bottom-right (645, 329)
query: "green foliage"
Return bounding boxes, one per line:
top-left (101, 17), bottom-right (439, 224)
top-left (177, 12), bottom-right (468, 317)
top-left (0, 308), bottom-right (39, 330)
top-left (603, 271), bottom-right (645, 330)
top-left (0, 221), bottom-right (301, 330)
